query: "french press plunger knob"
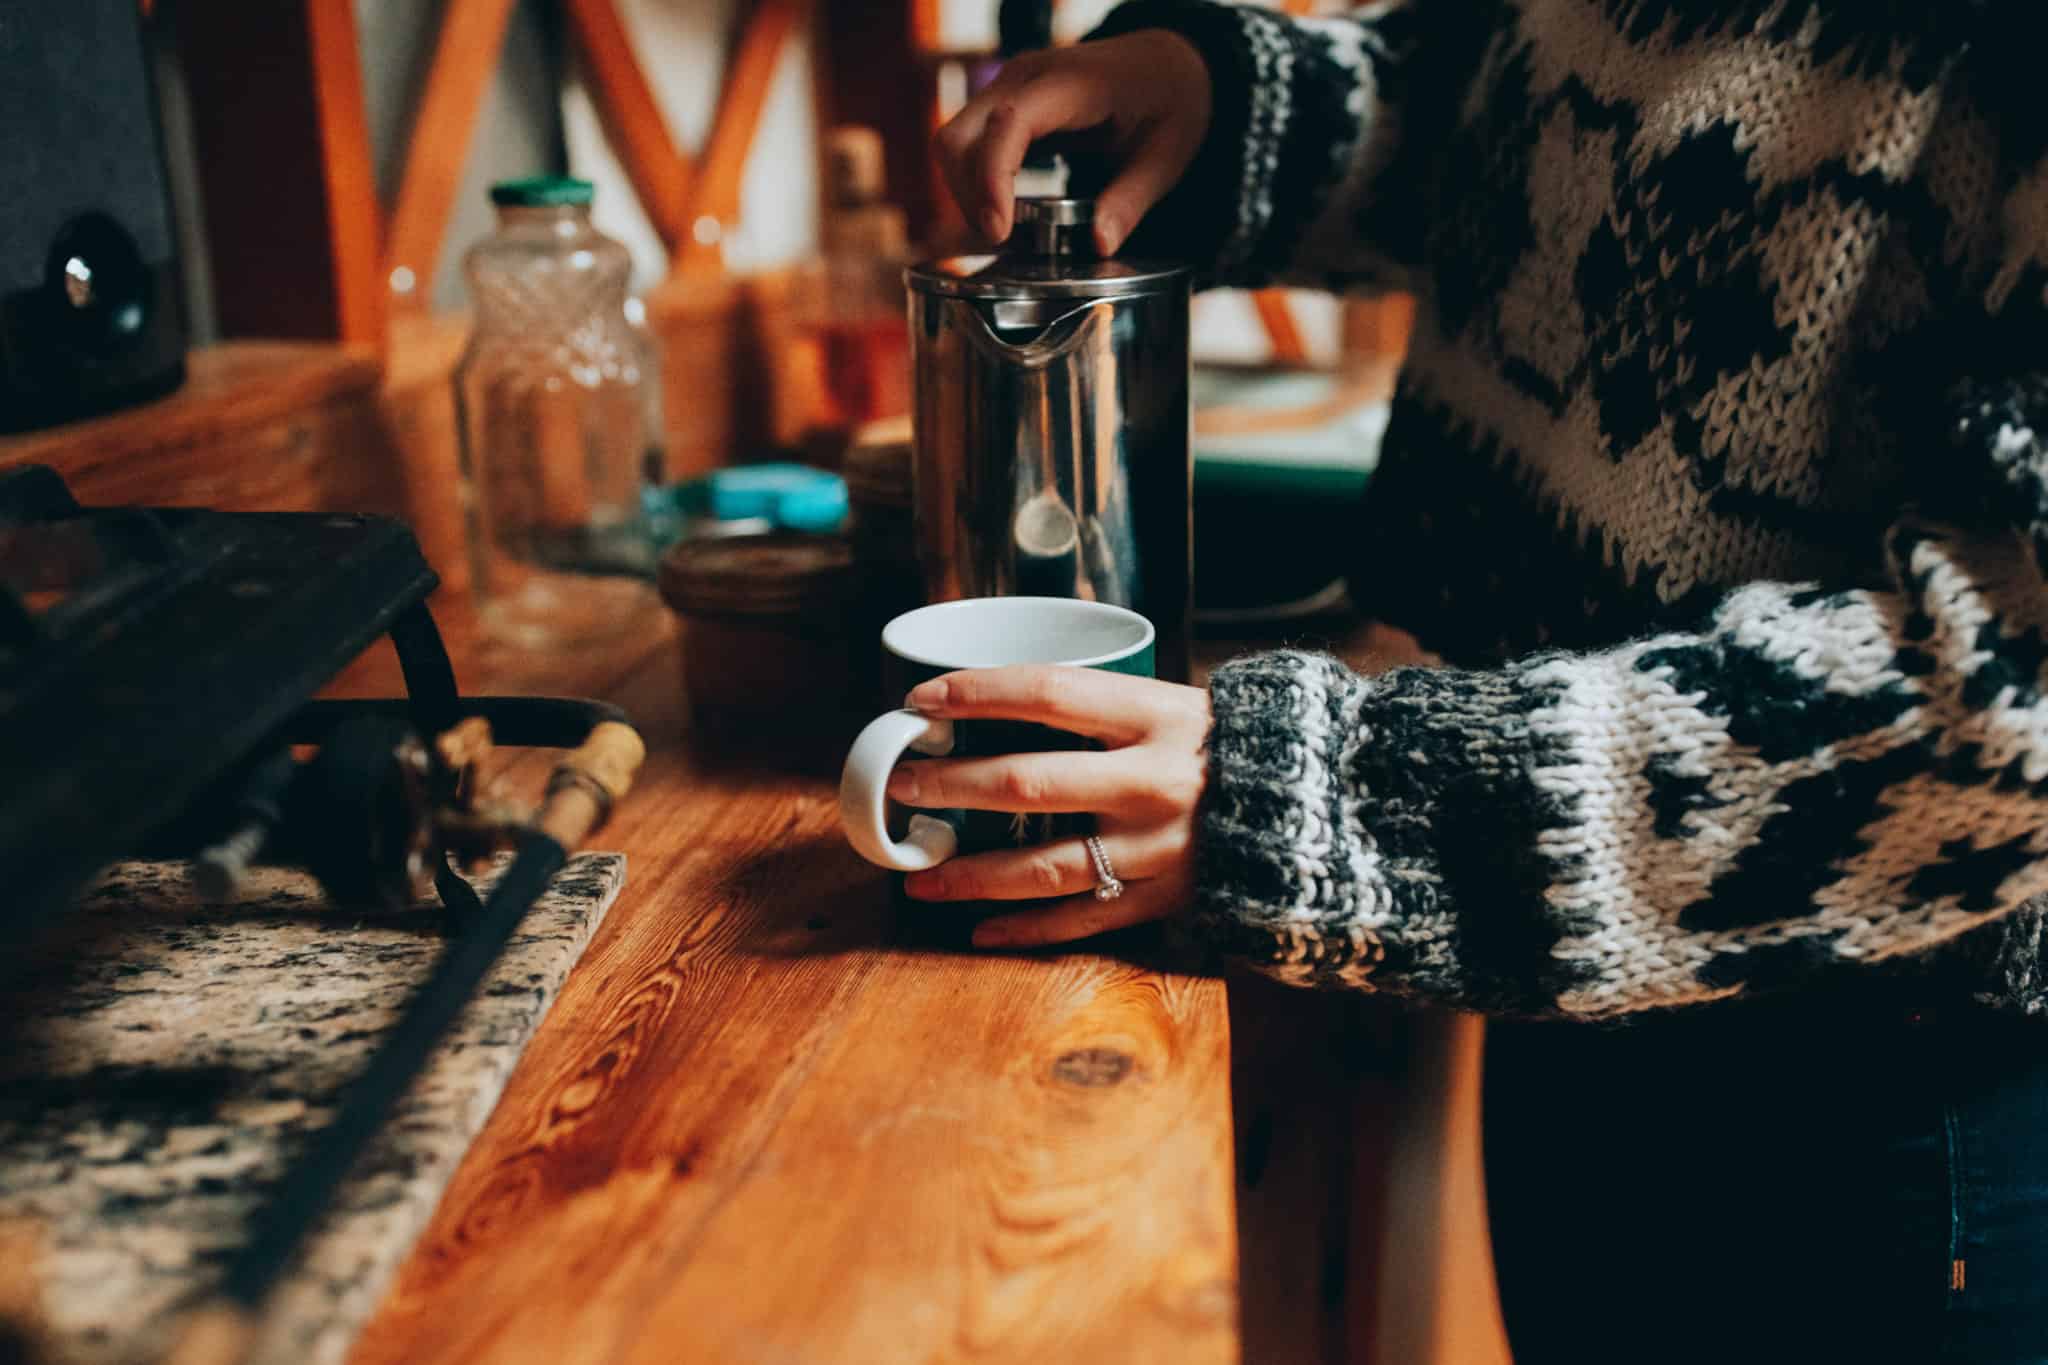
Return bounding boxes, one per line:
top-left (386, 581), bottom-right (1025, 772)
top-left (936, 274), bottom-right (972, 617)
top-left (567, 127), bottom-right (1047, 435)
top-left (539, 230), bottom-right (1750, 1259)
top-left (1009, 197), bottom-right (1096, 258)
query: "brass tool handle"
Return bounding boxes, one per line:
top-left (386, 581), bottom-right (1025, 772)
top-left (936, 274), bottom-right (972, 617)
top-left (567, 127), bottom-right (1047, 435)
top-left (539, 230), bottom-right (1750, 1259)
top-left (536, 721), bottom-right (645, 849)
top-left (434, 715), bottom-right (495, 775)
top-left (158, 722), bottom-right (645, 1365)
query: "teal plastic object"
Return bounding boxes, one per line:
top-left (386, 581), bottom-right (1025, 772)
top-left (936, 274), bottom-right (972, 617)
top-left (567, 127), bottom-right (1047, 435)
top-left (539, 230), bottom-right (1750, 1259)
top-left (645, 463), bottom-right (849, 545)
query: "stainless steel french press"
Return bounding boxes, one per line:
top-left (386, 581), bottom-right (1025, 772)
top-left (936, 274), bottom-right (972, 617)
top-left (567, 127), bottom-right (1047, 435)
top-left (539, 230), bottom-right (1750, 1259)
top-left (905, 197), bottom-right (1193, 683)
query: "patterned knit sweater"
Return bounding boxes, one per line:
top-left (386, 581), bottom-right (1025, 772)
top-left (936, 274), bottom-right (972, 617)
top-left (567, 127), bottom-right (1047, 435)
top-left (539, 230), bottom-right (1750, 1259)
top-left (1094, 0), bottom-right (2048, 1018)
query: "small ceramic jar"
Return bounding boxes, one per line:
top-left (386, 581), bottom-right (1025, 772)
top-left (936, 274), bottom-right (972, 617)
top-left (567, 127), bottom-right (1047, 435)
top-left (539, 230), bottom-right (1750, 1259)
top-left (656, 533), bottom-right (867, 752)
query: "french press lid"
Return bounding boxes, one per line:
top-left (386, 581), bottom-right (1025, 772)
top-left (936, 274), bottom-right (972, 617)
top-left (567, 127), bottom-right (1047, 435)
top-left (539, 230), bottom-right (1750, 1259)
top-left (906, 197), bottom-right (1188, 301)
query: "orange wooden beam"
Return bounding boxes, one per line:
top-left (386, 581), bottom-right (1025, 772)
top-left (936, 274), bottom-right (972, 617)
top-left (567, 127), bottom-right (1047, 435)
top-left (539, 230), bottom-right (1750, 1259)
top-left (306, 0), bottom-right (385, 345)
top-left (383, 0), bottom-right (519, 313)
top-left (673, 0), bottom-right (806, 278)
top-left (562, 0), bottom-right (698, 253)
top-left (909, 0), bottom-right (941, 51)
top-left (1252, 289), bottom-right (1310, 366)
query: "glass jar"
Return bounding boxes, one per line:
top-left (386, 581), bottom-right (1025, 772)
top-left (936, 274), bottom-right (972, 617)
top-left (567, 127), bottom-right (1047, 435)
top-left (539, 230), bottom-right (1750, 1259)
top-left (455, 177), bottom-right (661, 648)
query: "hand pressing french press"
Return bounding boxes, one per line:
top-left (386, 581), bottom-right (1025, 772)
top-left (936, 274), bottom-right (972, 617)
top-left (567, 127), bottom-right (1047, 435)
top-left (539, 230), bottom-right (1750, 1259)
top-left (933, 28), bottom-right (1213, 256)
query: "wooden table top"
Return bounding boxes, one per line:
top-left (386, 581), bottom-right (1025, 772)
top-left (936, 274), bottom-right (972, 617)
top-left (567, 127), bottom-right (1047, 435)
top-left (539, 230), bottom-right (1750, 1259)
top-left (333, 603), bottom-right (1424, 1365)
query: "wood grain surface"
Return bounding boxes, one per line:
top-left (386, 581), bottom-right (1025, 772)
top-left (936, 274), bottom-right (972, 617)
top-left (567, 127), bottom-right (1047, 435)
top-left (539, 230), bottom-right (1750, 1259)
top-left (340, 612), bottom-right (1237, 1364)
top-left (0, 343), bottom-right (377, 477)
top-left (0, 339), bottom-right (460, 589)
top-left (327, 606), bottom-right (1501, 1365)
top-left (0, 343), bottom-right (400, 523)
top-left (1, 387), bottom-right (1504, 1360)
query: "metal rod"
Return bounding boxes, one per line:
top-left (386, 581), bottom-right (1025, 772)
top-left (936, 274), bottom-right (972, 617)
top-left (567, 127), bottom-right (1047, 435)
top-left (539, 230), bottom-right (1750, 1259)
top-left (387, 601), bottom-right (463, 740)
top-left (164, 721), bottom-right (643, 1365)
top-left (220, 830), bottom-right (568, 1309)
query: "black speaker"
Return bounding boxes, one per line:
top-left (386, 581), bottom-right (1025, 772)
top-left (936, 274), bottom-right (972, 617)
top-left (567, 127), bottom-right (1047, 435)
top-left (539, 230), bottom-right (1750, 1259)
top-left (0, 0), bottom-right (186, 434)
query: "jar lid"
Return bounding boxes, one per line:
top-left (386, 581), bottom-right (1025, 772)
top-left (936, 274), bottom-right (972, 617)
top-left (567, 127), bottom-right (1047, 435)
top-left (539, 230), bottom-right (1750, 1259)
top-left (842, 416), bottom-right (913, 509)
top-left (657, 533), bottom-right (859, 621)
top-left (491, 176), bottom-right (595, 207)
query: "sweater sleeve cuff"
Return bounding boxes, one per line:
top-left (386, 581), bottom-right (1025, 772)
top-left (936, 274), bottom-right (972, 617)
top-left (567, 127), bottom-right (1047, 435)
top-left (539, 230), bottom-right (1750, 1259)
top-left (1190, 650), bottom-right (1391, 985)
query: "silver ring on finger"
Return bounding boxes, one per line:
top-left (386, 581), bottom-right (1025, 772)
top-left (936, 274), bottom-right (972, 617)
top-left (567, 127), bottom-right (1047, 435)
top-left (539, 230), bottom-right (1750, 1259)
top-left (1083, 835), bottom-right (1123, 901)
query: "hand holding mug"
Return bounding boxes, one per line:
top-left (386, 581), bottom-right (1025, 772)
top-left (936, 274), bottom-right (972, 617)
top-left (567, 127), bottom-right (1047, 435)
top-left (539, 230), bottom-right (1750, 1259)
top-left (838, 598), bottom-right (1208, 947)
top-left (893, 665), bottom-right (1208, 947)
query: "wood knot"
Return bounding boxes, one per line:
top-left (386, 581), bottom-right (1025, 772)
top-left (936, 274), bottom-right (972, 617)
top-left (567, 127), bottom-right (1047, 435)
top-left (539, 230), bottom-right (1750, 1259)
top-left (1050, 1047), bottom-right (1134, 1087)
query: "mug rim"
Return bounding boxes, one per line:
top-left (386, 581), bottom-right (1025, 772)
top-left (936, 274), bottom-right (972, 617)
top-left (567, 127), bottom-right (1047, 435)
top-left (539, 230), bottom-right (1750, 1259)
top-left (882, 596), bottom-right (1155, 671)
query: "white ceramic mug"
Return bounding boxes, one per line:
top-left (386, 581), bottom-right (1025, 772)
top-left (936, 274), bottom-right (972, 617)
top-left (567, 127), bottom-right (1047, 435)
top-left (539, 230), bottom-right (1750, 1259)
top-left (839, 597), bottom-right (1156, 872)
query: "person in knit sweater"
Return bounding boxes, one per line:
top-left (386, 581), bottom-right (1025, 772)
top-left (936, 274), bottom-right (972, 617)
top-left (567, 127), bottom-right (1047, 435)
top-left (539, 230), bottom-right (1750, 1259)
top-left (893, 2), bottom-right (2048, 1358)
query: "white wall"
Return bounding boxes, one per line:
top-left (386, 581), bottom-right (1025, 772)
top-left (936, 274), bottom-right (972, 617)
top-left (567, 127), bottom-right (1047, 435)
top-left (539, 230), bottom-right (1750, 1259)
top-left (355, 0), bottom-right (566, 314)
top-left (560, 0), bottom-right (819, 293)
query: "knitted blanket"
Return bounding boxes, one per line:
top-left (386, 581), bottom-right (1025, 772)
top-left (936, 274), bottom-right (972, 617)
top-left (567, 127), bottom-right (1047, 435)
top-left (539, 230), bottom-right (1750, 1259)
top-left (1099, 0), bottom-right (2048, 1016)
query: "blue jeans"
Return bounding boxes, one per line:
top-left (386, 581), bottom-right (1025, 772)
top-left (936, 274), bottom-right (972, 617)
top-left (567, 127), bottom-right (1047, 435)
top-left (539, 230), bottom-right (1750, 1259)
top-left (1484, 981), bottom-right (2048, 1363)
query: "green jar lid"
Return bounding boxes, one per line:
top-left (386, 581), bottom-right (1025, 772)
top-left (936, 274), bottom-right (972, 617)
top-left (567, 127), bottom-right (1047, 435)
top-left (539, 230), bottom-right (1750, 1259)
top-left (490, 176), bottom-right (594, 207)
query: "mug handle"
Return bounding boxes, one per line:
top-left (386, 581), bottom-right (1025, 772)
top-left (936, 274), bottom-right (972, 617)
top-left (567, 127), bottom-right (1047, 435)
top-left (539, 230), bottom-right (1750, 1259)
top-left (839, 709), bottom-right (960, 871)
